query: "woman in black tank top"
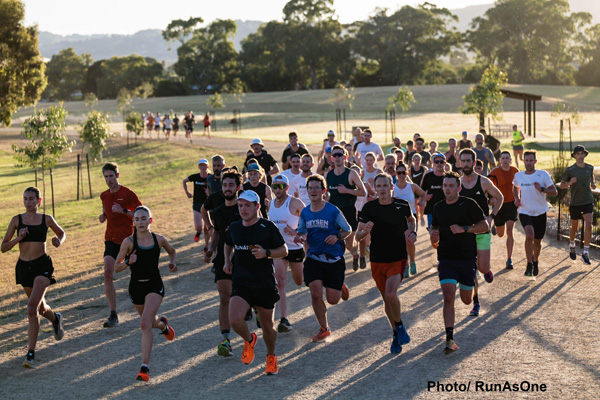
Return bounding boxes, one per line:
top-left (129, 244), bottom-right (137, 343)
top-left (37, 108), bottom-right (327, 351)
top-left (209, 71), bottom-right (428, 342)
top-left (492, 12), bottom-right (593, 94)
top-left (114, 206), bottom-right (178, 382)
top-left (1, 187), bottom-right (66, 368)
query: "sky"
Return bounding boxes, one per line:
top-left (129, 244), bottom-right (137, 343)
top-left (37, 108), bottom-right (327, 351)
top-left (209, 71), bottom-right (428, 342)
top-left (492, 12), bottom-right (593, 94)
top-left (23, 0), bottom-right (489, 36)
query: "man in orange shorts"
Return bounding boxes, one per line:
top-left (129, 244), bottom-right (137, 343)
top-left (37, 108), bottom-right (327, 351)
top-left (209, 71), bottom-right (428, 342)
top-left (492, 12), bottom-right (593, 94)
top-left (356, 172), bottom-right (416, 354)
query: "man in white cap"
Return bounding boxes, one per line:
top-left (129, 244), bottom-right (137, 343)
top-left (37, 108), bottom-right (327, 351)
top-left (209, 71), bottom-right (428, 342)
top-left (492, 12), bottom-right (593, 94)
top-left (182, 159), bottom-right (211, 250)
top-left (268, 174), bottom-right (306, 332)
top-left (224, 189), bottom-right (288, 375)
top-left (244, 138), bottom-right (279, 185)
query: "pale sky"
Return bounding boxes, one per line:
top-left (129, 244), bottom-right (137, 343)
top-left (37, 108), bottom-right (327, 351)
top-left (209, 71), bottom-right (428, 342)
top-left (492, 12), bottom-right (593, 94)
top-left (23, 0), bottom-right (489, 35)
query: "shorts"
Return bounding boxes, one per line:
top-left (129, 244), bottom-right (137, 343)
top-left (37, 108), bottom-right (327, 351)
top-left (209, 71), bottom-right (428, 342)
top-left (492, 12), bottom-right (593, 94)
top-left (303, 257), bottom-right (345, 291)
top-left (513, 145), bottom-right (524, 151)
top-left (438, 258), bottom-right (477, 290)
top-left (104, 241), bottom-right (121, 259)
top-left (494, 202), bottom-right (518, 227)
top-left (569, 203), bottom-right (593, 220)
top-left (427, 214), bottom-right (433, 230)
top-left (213, 262), bottom-right (233, 283)
top-left (413, 213), bottom-right (418, 232)
top-left (192, 202), bottom-right (204, 213)
top-left (339, 206), bottom-right (358, 231)
top-left (16, 254), bottom-right (57, 287)
top-left (519, 213), bottom-right (547, 240)
top-left (284, 248), bottom-right (305, 263)
top-left (165, 128), bottom-right (171, 132)
top-left (231, 285), bottom-right (279, 310)
top-left (476, 232), bottom-right (492, 251)
top-left (371, 260), bottom-right (406, 293)
top-left (129, 278), bottom-right (165, 305)
top-left (154, 125), bottom-right (160, 131)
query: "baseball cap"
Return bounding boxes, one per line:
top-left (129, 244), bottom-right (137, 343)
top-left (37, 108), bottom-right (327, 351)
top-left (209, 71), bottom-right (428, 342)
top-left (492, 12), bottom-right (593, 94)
top-left (198, 158), bottom-right (208, 165)
top-left (238, 190), bottom-right (260, 203)
top-left (327, 130), bottom-right (335, 136)
top-left (251, 138), bottom-right (264, 146)
top-left (272, 174), bottom-right (289, 186)
top-left (325, 147), bottom-right (332, 153)
top-left (432, 152), bottom-right (446, 161)
top-left (462, 131), bottom-right (468, 136)
top-left (247, 163), bottom-right (261, 171)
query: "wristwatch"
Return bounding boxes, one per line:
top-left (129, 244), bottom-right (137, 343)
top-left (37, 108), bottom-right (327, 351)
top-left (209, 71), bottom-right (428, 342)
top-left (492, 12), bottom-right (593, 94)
top-left (463, 225), bottom-right (469, 233)
top-left (266, 249), bottom-right (271, 258)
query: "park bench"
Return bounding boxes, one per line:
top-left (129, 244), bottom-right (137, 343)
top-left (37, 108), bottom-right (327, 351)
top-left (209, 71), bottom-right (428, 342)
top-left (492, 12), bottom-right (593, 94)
top-left (490, 124), bottom-right (514, 138)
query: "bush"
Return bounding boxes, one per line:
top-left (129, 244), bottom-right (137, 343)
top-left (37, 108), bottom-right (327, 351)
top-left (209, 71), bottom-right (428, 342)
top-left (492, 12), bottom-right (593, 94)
top-left (153, 80), bottom-right (188, 97)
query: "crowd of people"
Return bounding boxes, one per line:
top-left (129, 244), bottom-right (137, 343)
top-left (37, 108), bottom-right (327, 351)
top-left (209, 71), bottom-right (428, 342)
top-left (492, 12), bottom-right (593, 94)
top-left (2, 125), bottom-right (596, 380)
top-left (141, 110), bottom-right (212, 142)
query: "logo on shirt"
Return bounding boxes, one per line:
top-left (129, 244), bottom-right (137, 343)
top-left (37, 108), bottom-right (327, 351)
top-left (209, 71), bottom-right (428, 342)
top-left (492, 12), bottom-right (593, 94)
top-left (306, 219), bottom-right (329, 229)
top-left (235, 245), bottom-right (252, 251)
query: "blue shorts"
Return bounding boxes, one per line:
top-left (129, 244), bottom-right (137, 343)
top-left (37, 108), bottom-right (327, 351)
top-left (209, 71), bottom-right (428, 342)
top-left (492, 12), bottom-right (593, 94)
top-left (427, 214), bottom-right (433, 230)
top-left (438, 258), bottom-right (477, 290)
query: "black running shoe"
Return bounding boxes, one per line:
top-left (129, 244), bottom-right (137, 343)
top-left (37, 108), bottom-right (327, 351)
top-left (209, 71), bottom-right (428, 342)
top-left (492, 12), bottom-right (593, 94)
top-left (277, 318), bottom-right (292, 333)
top-left (53, 312), bottom-right (64, 340)
top-left (569, 246), bottom-right (576, 260)
top-left (359, 257), bottom-right (367, 270)
top-left (484, 270), bottom-right (494, 283)
top-left (582, 252), bottom-right (591, 265)
top-left (352, 257), bottom-right (359, 271)
top-left (532, 261), bottom-right (539, 276)
top-left (506, 259), bottom-right (513, 270)
top-left (103, 315), bottom-right (119, 328)
top-left (524, 263), bottom-right (533, 277)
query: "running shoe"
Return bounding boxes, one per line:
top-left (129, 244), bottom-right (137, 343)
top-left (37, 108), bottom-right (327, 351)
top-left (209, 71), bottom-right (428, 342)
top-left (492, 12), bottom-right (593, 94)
top-left (506, 258), bottom-right (513, 270)
top-left (244, 308), bottom-right (253, 321)
top-left (241, 333), bottom-right (257, 364)
top-left (484, 270), bottom-right (494, 283)
top-left (217, 338), bottom-right (233, 357)
top-left (569, 246), bottom-right (576, 260)
top-left (403, 266), bottom-right (410, 279)
top-left (469, 303), bottom-right (480, 317)
top-left (410, 261), bottom-right (417, 275)
top-left (103, 315), bottom-right (119, 328)
top-left (193, 232), bottom-right (200, 242)
top-left (22, 357), bottom-right (34, 369)
top-left (265, 355), bottom-right (279, 375)
top-left (524, 263), bottom-right (533, 277)
top-left (359, 257), bottom-right (367, 270)
top-left (390, 334), bottom-right (402, 354)
top-left (532, 261), bottom-right (539, 277)
top-left (582, 252), bottom-right (591, 265)
top-left (277, 318), bottom-right (292, 333)
top-left (444, 339), bottom-right (459, 355)
top-left (136, 366), bottom-right (150, 382)
top-left (160, 316), bottom-right (175, 341)
top-left (396, 324), bottom-right (411, 345)
top-left (352, 257), bottom-right (359, 271)
top-left (341, 283), bottom-right (350, 301)
top-left (53, 312), bottom-right (64, 341)
top-left (312, 327), bottom-right (331, 342)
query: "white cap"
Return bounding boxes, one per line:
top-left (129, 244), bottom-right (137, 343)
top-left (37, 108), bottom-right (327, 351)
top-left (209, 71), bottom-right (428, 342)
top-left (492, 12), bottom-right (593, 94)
top-left (251, 138), bottom-right (264, 146)
top-left (272, 174), bottom-right (289, 186)
top-left (198, 159), bottom-right (209, 165)
top-left (327, 130), bottom-right (335, 136)
top-left (238, 190), bottom-right (260, 203)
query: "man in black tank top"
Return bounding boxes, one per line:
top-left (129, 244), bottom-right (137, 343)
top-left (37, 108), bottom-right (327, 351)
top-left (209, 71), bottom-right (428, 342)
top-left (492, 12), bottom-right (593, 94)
top-left (459, 149), bottom-right (504, 316)
top-left (325, 145), bottom-right (366, 271)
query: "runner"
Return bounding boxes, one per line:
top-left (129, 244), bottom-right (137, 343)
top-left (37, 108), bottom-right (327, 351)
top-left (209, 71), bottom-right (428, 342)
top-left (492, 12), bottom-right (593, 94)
top-left (244, 138), bottom-right (280, 185)
top-left (404, 140), bottom-right (414, 165)
top-left (2, 187), bottom-right (66, 368)
top-left (325, 145), bottom-right (367, 270)
top-left (207, 155), bottom-right (225, 194)
top-left (243, 164), bottom-right (272, 218)
top-left (182, 159), bottom-right (211, 251)
top-left (355, 130), bottom-right (384, 169)
top-left (297, 154), bottom-right (315, 205)
top-left (481, 128), bottom-right (502, 162)
top-left (421, 153), bottom-right (446, 230)
top-left (163, 114), bottom-right (172, 140)
top-left (511, 125), bottom-right (525, 169)
top-left (459, 148), bottom-right (504, 316)
top-left (99, 162), bottom-right (142, 328)
top-left (488, 151), bottom-right (520, 269)
top-left (172, 113), bottom-right (179, 138)
top-left (512, 150), bottom-right (557, 276)
top-left (280, 153), bottom-right (304, 197)
top-left (205, 170), bottom-right (243, 357)
top-left (203, 112), bottom-right (211, 138)
top-left (459, 131), bottom-right (473, 150)
top-left (317, 147), bottom-right (333, 175)
top-left (473, 133), bottom-right (496, 176)
top-left (429, 140), bottom-right (438, 155)
top-left (153, 112), bottom-right (161, 138)
top-left (430, 172), bottom-right (490, 354)
top-left (268, 175), bottom-right (306, 332)
top-left (444, 137), bottom-right (460, 173)
top-left (145, 112), bottom-right (154, 137)
top-left (114, 206), bottom-right (177, 381)
top-left (281, 131), bottom-right (309, 170)
top-left (320, 130), bottom-right (339, 159)
top-left (394, 162), bottom-right (426, 277)
top-left (184, 111), bottom-right (195, 143)
top-left (356, 173), bottom-right (416, 354)
top-left (383, 154), bottom-right (398, 183)
top-left (224, 190), bottom-right (288, 375)
top-left (294, 175), bottom-right (351, 342)
top-left (559, 145), bottom-right (596, 264)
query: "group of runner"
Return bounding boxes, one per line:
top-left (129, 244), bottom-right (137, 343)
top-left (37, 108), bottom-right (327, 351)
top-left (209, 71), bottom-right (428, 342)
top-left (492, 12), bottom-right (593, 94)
top-left (142, 110), bottom-right (212, 141)
top-left (3, 126), bottom-right (595, 379)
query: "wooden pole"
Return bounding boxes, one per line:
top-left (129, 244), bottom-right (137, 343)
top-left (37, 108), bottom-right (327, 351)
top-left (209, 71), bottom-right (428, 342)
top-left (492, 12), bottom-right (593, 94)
top-left (50, 168), bottom-right (55, 217)
top-left (343, 108), bottom-right (347, 141)
top-left (35, 170), bottom-right (38, 187)
top-left (77, 154), bottom-right (80, 201)
top-left (238, 109), bottom-right (241, 133)
top-left (86, 153), bottom-right (93, 198)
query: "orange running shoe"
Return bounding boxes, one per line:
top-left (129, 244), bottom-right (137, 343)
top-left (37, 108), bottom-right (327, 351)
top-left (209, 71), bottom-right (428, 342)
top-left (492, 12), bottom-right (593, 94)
top-left (444, 339), bottom-right (459, 355)
top-left (136, 366), bottom-right (150, 382)
top-left (160, 317), bottom-right (175, 341)
top-left (241, 332), bottom-right (257, 364)
top-left (265, 354), bottom-right (278, 375)
top-left (341, 283), bottom-right (350, 301)
top-left (312, 327), bottom-right (331, 342)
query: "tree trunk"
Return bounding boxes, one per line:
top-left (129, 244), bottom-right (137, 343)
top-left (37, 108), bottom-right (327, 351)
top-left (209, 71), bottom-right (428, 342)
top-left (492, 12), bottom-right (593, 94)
top-left (50, 168), bottom-right (55, 217)
top-left (479, 112), bottom-right (485, 130)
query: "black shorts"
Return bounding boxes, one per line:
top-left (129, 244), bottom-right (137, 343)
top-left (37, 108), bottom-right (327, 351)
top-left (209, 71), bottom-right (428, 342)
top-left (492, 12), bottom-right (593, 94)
top-left (129, 278), bottom-right (165, 305)
top-left (438, 258), bottom-right (477, 290)
top-left (213, 261), bottom-right (233, 283)
top-left (303, 257), bottom-right (345, 291)
top-left (569, 203), bottom-right (593, 220)
top-left (494, 202), bottom-right (518, 227)
top-left (192, 202), bottom-right (204, 213)
top-left (519, 213), bottom-right (547, 240)
top-left (231, 285), bottom-right (279, 310)
top-left (339, 205), bottom-right (358, 231)
top-left (154, 125), bottom-right (160, 131)
top-left (104, 241), bottom-right (121, 259)
top-left (16, 254), bottom-right (57, 287)
top-left (284, 248), bottom-right (305, 263)
top-left (513, 145), bottom-right (524, 151)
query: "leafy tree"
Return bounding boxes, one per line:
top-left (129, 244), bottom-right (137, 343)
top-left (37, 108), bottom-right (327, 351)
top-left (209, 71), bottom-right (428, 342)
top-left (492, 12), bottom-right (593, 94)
top-left (331, 82), bottom-right (355, 110)
top-left (95, 56), bottom-right (163, 99)
top-left (43, 47), bottom-right (91, 100)
top-left (0, 0), bottom-right (47, 126)
top-left (222, 78), bottom-right (246, 106)
top-left (162, 17), bottom-right (203, 48)
top-left (125, 112), bottom-right (144, 137)
top-left (551, 102), bottom-right (582, 125)
top-left (461, 65), bottom-right (508, 128)
top-left (577, 24), bottom-right (600, 86)
top-left (388, 87), bottom-right (416, 112)
top-left (79, 111), bottom-right (111, 161)
top-left (207, 92), bottom-right (225, 110)
top-left (84, 92), bottom-right (98, 110)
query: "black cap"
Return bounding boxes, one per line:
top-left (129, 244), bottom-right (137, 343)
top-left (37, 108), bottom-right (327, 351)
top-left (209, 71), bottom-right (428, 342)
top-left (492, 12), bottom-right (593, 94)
top-left (572, 145), bottom-right (589, 157)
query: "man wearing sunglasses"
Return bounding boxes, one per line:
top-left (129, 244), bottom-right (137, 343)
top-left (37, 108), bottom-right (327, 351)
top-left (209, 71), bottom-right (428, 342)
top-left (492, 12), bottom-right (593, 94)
top-left (421, 152), bottom-right (447, 230)
top-left (325, 145), bottom-right (367, 271)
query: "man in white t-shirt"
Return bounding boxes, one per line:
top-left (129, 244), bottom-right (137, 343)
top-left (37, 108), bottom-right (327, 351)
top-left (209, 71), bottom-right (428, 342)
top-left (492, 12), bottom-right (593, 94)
top-left (512, 150), bottom-right (557, 277)
top-left (296, 154), bottom-right (315, 205)
top-left (355, 129), bottom-right (384, 169)
top-left (280, 153), bottom-right (304, 196)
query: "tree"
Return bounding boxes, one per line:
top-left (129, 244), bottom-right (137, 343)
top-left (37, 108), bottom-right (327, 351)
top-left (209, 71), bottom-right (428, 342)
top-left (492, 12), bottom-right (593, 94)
top-left (43, 47), bottom-right (92, 100)
top-left (461, 65), bottom-right (508, 128)
top-left (222, 78), bottom-right (246, 106)
top-left (207, 92), bottom-right (225, 110)
top-left (577, 23), bottom-right (600, 86)
top-left (79, 111), bottom-right (111, 161)
top-left (0, 0), bottom-right (47, 126)
top-left (94, 56), bottom-right (163, 99)
top-left (331, 82), bottom-right (355, 110)
top-left (84, 92), bottom-right (98, 110)
top-left (12, 105), bottom-right (75, 213)
top-left (387, 87), bottom-right (416, 112)
top-left (125, 113), bottom-right (144, 137)
top-left (162, 17), bottom-right (203, 48)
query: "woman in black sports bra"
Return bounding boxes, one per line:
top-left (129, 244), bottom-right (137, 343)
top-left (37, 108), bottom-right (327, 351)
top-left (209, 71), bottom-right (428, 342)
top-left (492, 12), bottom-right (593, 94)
top-left (115, 206), bottom-right (177, 382)
top-left (1, 187), bottom-right (66, 369)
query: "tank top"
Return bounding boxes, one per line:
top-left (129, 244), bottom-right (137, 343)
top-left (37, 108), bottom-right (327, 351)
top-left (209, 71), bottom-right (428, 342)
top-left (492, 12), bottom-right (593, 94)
top-left (460, 175), bottom-right (489, 216)
top-left (17, 214), bottom-right (47, 243)
top-left (268, 196), bottom-right (302, 250)
top-left (243, 181), bottom-right (268, 218)
top-left (512, 130), bottom-right (523, 146)
top-left (326, 167), bottom-right (356, 208)
top-left (410, 166), bottom-right (426, 186)
top-left (362, 168), bottom-right (379, 184)
top-left (393, 182), bottom-right (417, 215)
top-left (459, 139), bottom-right (472, 150)
top-left (130, 232), bottom-right (161, 281)
top-left (362, 168), bottom-right (379, 203)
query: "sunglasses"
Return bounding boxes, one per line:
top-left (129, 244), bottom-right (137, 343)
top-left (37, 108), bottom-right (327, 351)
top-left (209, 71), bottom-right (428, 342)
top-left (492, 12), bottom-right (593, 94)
top-left (332, 153), bottom-right (345, 158)
top-left (272, 183), bottom-right (286, 190)
top-left (434, 160), bottom-right (445, 164)
top-left (396, 170), bottom-right (407, 175)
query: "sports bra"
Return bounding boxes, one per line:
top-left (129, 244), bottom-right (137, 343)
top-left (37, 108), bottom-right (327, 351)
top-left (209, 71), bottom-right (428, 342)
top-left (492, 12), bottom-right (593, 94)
top-left (17, 214), bottom-right (47, 243)
top-left (129, 232), bottom-right (161, 281)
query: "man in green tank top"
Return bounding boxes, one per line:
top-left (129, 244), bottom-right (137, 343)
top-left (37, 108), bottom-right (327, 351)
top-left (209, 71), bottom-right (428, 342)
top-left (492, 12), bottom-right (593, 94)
top-left (511, 125), bottom-right (525, 169)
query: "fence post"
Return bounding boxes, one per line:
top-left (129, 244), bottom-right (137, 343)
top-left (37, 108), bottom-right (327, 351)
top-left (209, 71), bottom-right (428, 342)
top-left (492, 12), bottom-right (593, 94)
top-left (35, 170), bottom-right (38, 187)
top-left (50, 168), bottom-right (55, 217)
top-left (557, 193), bottom-right (561, 241)
top-left (77, 154), bottom-right (80, 201)
top-left (86, 154), bottom-right (93, 198)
